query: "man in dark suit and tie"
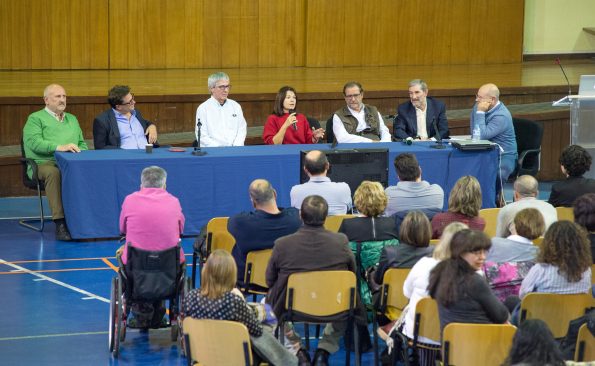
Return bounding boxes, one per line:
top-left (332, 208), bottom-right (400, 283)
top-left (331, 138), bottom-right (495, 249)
top-left (93, 85), bottom-right (158, 149)
top-left (393, 79), bottom-right (449, 141)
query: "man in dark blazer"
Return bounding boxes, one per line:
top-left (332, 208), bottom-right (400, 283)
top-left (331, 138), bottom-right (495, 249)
top-left (393, 79), bottom-right (449, 141)
top-left (93, 85), bottom-right (158, 149)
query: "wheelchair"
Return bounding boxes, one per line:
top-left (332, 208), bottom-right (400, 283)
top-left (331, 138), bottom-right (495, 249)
top-left (108, 243), bottom-right (191, 357)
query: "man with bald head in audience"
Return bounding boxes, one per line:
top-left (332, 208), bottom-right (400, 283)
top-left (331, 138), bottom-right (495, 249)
top-left (495, 175), bottom-right (557, 237)
top-left (23, 84), bottom-right (88, 241)
top-left (290, 150), bottom-right (352, 215)
top-left (470, 83), bottom-right (517, 181)
top-left (228, 179), bottom-right (301, 285)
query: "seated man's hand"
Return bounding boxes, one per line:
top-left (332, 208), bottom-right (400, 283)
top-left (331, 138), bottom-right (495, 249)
top-left (56, 143), bottom-right (81, 153)
top-left (145, 124), bottom-right (158, 144)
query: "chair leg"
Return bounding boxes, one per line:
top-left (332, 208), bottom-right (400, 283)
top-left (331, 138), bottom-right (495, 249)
top-left (191, 252), bottom-right (198, 288)
top-left (304, 323), bottom-right (310, 350)
top-left (19, 186), bottom-right (45, 232)
top-left (372, 313), bottom-right (379, 366)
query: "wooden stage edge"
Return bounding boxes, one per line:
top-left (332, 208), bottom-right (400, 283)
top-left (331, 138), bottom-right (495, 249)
top-left (2, 60), bottom-right (594, 197)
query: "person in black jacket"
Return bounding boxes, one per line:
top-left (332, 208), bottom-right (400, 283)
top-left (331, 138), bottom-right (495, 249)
top-left (93, 85), bottom-right (158, 149)
top-left (548, 145), bottom-right (595, 207)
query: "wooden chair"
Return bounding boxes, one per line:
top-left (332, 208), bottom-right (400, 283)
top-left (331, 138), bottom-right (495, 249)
top-left (191, 217), bottom-right (236, 287)
top-left (323, 214), bottom-right (356, 232)
top-left (520, 293), bottom-right (594, 339)
top-left (280, 270), bottom-right (360, 366)
top-left (479, 208), bottom-right (500, 238)
top-left (442, 323), bottom-right (516, 366)
top-left (372, 268), bottom-right (411, 365)
top-left (532, 236), bottom-right (544, 247)
top-left (556, 206), bottom-right (574, 221)
top-left (592, 264), bottom-right (595, 286)
top-left (411, 297), bottom-right (441, 359)
top-left (429, 239), bottom-right (440, 246)
top-left (19, 136), bottom-right (47, 232)
top-left (182, 318), bottom-right (252, 366)
top-left (575, 323), bottom-right (595, 362)
top-left (242, 248), bottom-right (272, 301)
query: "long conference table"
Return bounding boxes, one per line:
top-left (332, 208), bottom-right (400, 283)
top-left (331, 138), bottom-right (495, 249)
top-left (55, 142), bottom-right (499, 239)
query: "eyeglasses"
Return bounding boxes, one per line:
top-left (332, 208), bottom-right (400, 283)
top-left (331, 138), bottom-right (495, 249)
top-left (120, 94), bottom-right (135, 106)
top-left (344, 93), bottom-right (361, 100)
top-left (215, 84), bottom-right (232, 91)
top-left (476, 94), bottom-right (492, 100)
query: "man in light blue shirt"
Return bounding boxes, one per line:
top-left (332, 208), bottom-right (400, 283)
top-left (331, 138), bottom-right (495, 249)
top-left (93, 85), bottom-right (158, 149)
top-left (290, 150), bottom-right (352, 215)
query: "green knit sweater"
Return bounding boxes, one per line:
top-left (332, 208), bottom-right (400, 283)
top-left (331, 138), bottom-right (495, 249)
top-left (23, 109), bottom-right (88, 175)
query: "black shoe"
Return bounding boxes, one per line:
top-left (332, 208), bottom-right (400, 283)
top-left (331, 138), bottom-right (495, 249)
top-left (55, 222), bottom-right (72, 241)
top-left (312, 348), bottom-right (330, 366)
top-left (296, 348), bottom-right (311, 366)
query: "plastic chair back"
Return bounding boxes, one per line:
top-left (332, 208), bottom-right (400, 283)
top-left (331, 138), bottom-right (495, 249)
top-left (380, 268), bottom-right (411, 320)
top-left (323, 214), bottom-right (356, 233)
top-left (413, 297), bottom-right (441, 344)
top-left (575, 323), bottom-right (595, 362)
top-left (442, 323), bottom-right (516, 366)
top-left (479, 208), bottom-right (500, 238)
top-left (243, 248), bottom-right (272, 294)
top-left (556, 206), bottom-right (574, 221)
top-left (206, 217), bottom-right (235, 254)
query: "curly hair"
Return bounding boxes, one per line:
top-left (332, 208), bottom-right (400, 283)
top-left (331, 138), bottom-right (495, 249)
top-left (502, 319), bottom-right (565, 366)
top-left (354, 181), bottom-right (387, 217)
top-left (573, 193), bottom-right (595, 232)
top-left (447, 175), bottom-right (482, 217)
top-left (513, 208), bottom-right (545, 240)
top-left (538, 221), bottom-right (591, 282)
top-left (559, 145), bottom-right (592, 177)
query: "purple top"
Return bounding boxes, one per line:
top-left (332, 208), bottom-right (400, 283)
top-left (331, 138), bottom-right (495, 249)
top-left (120, 187), bottom-right (185, 264)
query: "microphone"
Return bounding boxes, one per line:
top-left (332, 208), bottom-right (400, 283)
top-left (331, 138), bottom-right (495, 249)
top-left (430, 117), bottom-right (446, 149)
top-left (555, 58), bottom-right (572, 97)
top-left (403, 137), bottom-right (413, 145)
top-left (192, 118), bottom-right (207, 156)
top-left (288, 109), bottom-right (298, 130)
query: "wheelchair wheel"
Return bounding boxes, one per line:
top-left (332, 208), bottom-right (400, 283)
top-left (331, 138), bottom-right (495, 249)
top-left (118, 282), bottom-right (126, 342)
top-left (108, 276), bottom-right (120, 357)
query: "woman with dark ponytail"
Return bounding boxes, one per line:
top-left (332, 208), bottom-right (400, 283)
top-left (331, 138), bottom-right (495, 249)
top-left (428, 229), bottom-right (509, 332)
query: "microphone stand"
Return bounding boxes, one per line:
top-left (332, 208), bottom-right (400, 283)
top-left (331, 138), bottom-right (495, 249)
top-left (552, 58), bottom-right (573, 106)
top-left (192, 119), bottom-right (207, 156)
top-left (430, 117), bottom-right (446, 149)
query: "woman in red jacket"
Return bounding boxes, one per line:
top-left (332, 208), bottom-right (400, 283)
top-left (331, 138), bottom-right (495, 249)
top-left (262, 86), bottom-right (325, 144)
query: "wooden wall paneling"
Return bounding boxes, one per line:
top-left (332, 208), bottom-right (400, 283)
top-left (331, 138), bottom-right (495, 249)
top-left (449, 0), bottom-right (472, 65)
top-left (348, 0), bottom-right (397, 66)
top-left (239, 0), bottom-right (259, 67)
top-left (109, 0), bottom-right (130, 69)
top-left (488, 0), bottom-right (524, 64)
top-left (221, 0), bottom-right (243, 68)
top-left (305, 0), bottom-right (345, 67)
top-left (70, 1), bottom-right (109, 69)
top-left (164, 0), bottom-right (188, 68)
top-left (182, 0), bottom-right (203, 68)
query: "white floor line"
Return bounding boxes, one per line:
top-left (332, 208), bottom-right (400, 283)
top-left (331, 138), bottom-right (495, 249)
top-left (0, 331), bottom-right (108, 341)
top-left (0, 258), bottom-right (110, 303)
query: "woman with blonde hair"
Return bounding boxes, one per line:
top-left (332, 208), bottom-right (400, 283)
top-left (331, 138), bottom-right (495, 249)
top-left (431, 175), bottom-right (485, 238)
top-left (184, 250), bottom-right (297, 366)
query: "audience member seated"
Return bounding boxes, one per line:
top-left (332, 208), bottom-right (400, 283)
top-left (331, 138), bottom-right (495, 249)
top-left (228, 179), bottom-right (301, 285)
top-left (400, 222), bottom-right (468, 366)
top-left (338, 181), bottom-right (399, 308)
top-left (375, 211), bottom-right (434, 285)
top-left (431, 175), bottom-right (485, 238)
top-left (502, 319), bottom-right (566, 366)
top-left (93, 85), bottom-right (158, 149)
top-left (290, 150), bottom-right (352, 215)
top-left (184, 250), bottom-right (297, 366)
top-left (195, 72), bottom-right (247, 147)
top-left (573, 193), bottom-right (595, 263)
top-left (393, 79), bottom-right (449, 141)
top-left (496, 175), bottom-right (557, 237)
top-left (262, 86), bottom-right (325, 145)
top-left (23, 83), bottom-right (88, 241)
top-left (332, 81), bottom-right (392, 143)
top-left (428, 230), bottom-right (509, 333)
top-left (519, 221), bottom-right (592, 300)
top-left (384, 153), bottom-right (444, 217)
top-left (118, 166), bottom-right (185, 328)
top-left (485, 208), bottom-right (545, 302)
top-left (265, 195), bottom-right (359, 366)
top-left (548, 145), bottom-right (595, 207)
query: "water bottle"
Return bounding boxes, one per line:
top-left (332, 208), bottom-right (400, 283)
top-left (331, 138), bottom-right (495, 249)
top-left (472, 125), bottom-right (481, 141)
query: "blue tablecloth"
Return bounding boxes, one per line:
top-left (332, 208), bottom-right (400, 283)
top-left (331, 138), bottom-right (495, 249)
top-left (55, 142), bottom-right (498, 239)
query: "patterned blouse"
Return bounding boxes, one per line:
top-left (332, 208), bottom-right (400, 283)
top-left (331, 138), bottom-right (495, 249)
top-left (184, 290), bottom-right (263, 337)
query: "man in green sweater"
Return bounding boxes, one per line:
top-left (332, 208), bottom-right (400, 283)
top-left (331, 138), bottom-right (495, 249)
top-left (23, 84), bottom-right (88, 241)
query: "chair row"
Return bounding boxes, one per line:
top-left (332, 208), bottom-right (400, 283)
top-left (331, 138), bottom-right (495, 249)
top-left (479, 206), bottom-right (574, 238)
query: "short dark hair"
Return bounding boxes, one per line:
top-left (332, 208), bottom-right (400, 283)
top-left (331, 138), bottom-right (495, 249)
top-left (394, 153), bottom-right (420, 181)
top-left (559, 145), bottom-right (592, 177)
top-left (107, 85), bottom-right (131, 108)
top-left (343, 81), bottom-right (363, 95)
top-left (300, 195), bottom-right (328, 226)
top-left (304, 151), bottom-right (328, 175)
top-left (574, 193), bottom-right (595, 231)
top-left (273, 86), bottom-right (297, 116)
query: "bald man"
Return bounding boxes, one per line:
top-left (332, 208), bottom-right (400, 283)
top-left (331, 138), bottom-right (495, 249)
top-left (471, 83), bottom-right (517, 182)
top-left (23, 84), bottom-right (88, 241)
top-left (290, 150), bottom-right (352, 215)
top-left (227, 179), bottom-right (301, 284)
top-left (495, 175), bottom-right (558, 237)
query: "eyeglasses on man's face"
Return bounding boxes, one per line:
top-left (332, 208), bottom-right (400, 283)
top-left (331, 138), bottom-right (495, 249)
top-left (214, 84), bottom-right (232, 91)
top-left (120, 94), bottom-right (135, 106)
top-left (344, 93), bottom-right (361, 100)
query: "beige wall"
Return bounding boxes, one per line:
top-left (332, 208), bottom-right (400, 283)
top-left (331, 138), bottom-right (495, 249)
top-left (524, 0), bottom-right (595, 54)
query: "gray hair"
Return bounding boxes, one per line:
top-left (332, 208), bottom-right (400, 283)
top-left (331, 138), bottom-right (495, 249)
top-left (207, 72), bottom-right (230, 90)
top-left (249, 179), bottom-right (275, 204)
top-left (43, 84), bottom-right (64, 98)
top-left (409, 79), bottom-right (428, 92)
top-left (141, 166), bottom-right (167, 188)
top-left (514, 175), bottom-right (538, 198)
